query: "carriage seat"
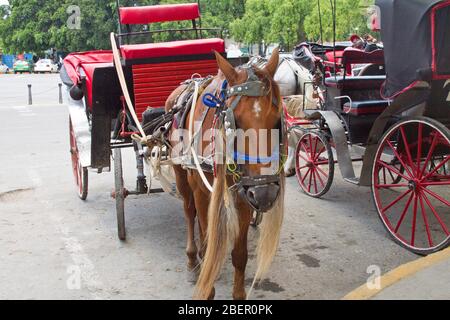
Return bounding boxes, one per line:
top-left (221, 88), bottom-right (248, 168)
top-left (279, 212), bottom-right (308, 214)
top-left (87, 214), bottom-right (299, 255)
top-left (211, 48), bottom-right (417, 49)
top-left (325, 75), bottom-right (386, 90)
top-left (121, 38), bottom-right (225, 61)
top-left (343, 100), bottom-right (390, 116)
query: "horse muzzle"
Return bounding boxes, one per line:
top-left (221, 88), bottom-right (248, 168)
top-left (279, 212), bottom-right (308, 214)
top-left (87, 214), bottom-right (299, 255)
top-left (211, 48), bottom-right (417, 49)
top-left (236, 176), bottom-right (281, 213)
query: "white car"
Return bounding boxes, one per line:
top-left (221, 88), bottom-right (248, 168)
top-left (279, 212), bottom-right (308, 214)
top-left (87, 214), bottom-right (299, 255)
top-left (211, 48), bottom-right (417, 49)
top-left (34, 59), bottom-right (58, 73)
top-left (0, 63), bottom-right (9, 74)
top-left (227, 49), bottom-right (243, 59)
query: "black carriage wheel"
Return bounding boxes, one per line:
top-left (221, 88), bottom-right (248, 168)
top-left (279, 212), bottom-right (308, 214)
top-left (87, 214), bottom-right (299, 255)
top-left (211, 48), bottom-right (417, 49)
top-left (295, 131), bottom-right (335, 198)
top-left (372, 117), bottom-right (450, 255)
top-left (114, 148), bottom-right (126, 241)
top-left (70, 117), bottom-right (88, 200)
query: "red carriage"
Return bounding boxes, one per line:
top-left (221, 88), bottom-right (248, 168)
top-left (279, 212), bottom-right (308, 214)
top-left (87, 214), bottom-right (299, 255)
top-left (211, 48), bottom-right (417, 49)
top-left (62, 1), bottom-right (226, 240)
top-left (285, 0), bottom-right (450, 255)
top-left (62, 0), bottom-right (449, 257)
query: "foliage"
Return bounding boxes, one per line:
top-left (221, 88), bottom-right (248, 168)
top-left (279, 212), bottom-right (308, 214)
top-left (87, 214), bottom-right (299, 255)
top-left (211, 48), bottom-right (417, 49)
top-left (304, 0), bottom-right (375, 42)
top-left (0, 0), bottom-right (375, 54)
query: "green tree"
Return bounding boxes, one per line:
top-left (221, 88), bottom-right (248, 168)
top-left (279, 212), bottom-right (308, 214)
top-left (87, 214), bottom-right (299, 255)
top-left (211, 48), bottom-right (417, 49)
top-left (0, 0), bottom-right (377, 55)
top-left (230, 0), bottom-right (271, 54)
top-left (266, 0), bottom-right (312, 51)
top-left (304, 0), bottom-right (374, 42)
top-left (0, 0), bottom-right (121, 53)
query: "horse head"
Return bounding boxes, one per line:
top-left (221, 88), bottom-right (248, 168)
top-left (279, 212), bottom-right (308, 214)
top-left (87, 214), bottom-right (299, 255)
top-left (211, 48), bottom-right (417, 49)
top-left (214, 48), bottom-right (283, 213)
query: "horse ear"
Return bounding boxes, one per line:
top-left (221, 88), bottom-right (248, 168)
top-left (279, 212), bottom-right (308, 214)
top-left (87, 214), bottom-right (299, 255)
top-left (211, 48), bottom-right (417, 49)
top-left (264, 47), bottom-right (280, 78)
top-left (214, 51), bottom-right (238, 84)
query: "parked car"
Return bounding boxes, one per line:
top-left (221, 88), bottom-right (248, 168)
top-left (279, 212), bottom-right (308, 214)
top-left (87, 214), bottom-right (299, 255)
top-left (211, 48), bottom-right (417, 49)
top-left (34, 59), bottom-right (59, 73)
top-left (13, 60), bottom-right (34, 74)
top-left (0, 63), bottom-right (9, 74)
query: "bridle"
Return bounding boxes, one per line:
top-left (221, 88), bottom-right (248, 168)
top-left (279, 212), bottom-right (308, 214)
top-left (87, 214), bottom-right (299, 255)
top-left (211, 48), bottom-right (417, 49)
top-left (203, 65), bottom-right (285, 212)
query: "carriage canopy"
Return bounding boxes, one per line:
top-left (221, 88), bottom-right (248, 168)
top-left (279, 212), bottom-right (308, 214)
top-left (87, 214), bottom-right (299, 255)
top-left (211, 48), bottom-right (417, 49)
top-left (376, 0), bottom-right (450, 97)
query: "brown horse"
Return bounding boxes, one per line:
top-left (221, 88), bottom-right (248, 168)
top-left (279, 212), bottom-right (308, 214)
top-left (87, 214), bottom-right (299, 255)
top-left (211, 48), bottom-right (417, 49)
top-left (165, 49), bottom-right (285, 300)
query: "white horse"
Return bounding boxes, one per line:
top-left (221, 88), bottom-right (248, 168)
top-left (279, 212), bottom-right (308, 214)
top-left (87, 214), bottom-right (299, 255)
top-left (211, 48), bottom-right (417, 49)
top-left (276, 57), bottom-right (320, 176)
top-left (250, 55), bottom-right (320, 176)
top-left (249, 55), bottom-right (316, 103)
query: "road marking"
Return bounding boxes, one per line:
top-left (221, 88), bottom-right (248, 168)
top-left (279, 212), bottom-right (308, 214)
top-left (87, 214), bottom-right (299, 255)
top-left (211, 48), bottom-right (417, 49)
top-left (27, 168), bottom-right (108, 300)
top-left (342, 247), bottom-right (450, 300)
top-left (58, 225), bottom-right (108, 300)
top-left (42, 199), bottom-right (109, 300)
top-left (13, 105), bottom-right (36, 117)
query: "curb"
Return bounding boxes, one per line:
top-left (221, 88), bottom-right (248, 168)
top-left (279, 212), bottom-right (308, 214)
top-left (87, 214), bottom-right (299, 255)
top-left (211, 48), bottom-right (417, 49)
top-left (342, 247), bottom-right (450, 300)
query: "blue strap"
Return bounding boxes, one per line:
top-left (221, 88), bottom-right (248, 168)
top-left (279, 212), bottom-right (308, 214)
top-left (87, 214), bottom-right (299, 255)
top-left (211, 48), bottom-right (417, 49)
top-left (202, 80), bottom-right (228, 108)
top-left (203, 93), bottom-right (222, 108)
top-left (234, 150), bottom-right (280, 164)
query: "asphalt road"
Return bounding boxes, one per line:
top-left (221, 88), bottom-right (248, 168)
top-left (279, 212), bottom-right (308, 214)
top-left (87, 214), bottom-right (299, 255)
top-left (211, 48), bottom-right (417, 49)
top-left (0, 74), bottom-right (418, 300)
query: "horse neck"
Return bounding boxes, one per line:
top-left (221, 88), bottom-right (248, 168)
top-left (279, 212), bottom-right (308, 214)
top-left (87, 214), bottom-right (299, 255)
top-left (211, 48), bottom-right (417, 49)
top-left (186, 76), bottom-right (224, 141)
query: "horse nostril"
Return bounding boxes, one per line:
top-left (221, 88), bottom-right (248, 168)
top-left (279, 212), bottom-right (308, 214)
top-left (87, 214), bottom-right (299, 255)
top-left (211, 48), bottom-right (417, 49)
top-left (247, 189), bottom-right (257, 205)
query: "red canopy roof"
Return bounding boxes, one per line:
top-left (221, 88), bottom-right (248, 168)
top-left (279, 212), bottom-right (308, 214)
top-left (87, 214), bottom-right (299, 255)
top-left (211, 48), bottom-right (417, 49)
top-left (119, 3), bottom-right (200, 25)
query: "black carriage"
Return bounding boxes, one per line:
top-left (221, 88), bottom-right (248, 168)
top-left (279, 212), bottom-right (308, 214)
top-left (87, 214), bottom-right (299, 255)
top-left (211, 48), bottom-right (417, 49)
top-left (288, 0), bottom-right (450, 254)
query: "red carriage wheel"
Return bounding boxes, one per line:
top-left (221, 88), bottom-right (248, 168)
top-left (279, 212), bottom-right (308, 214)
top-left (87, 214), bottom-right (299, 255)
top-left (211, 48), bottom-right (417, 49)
top-left (295, 131), bottom-right (334, 198)
top-left (372, 118), bottom-right (450, 255)
top-left (70, 117), bottom-right (88, 200)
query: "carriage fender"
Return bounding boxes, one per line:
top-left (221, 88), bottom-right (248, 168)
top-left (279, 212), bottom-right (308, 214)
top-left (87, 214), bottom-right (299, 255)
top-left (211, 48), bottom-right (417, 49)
top-left (65, 87), bottom-right (92, 169)
top-left (358, 85), bottom-right (431, 186)
top-left (305, 110), bottom-right (358, 182)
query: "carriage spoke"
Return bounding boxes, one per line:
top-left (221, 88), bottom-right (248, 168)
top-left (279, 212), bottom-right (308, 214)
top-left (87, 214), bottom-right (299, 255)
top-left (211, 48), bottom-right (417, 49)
top-left (418, 193), bottom-right (434, 248)
top-left (377, 160), bottom-right (410, 181)
top-left (422, 192), bottom-right (450, 236)
top-left (419, 131), bottom-right (439, 178)
top-left (315, 166), bottom-right (329, 180)
top-left (422, 181), bottom-right (450, 186)
top-left (312, 136), bottom-right (319, 160)
top-left (394, 192), bottom-right (414, 233)
top-left (422, 187), bottom-right (450, 207)
top-left (316, 168), bottom-right (325, 188)
top-left (375, 183), bottom-right (409, 188)
top-left (308, 168), bottom-right (313, 193)
top-left (314, 146), bottom-right (326, 161)
top-left (385, 139), bottom-right (414, 178)
top-left (399, 126), bottom-right (418, 174)
top-left (411, 194), bottom-right (418, 246)
top-left (301, 168), bottom-right (311, 184)
top-left (308, 135), bottom-right (314, 159)
top-left (422, 155), bottom-right (450, 181)
top-left (312, 170), bottom-right (318, 194)
top-left (382, 189), bottom-right (412, 213)
top-left (300, 142), bottom-right (311, 160)
top-left (416, 123), bottom-right (423, 177)
top-left (298, 154), bottom-right (309, 163)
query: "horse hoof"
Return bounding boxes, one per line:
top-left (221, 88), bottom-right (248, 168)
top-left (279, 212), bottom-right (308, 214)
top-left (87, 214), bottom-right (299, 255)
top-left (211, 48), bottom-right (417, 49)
top-left (233, 291), bottom-right (247, 300)
top-left (208, 287), bottom-right (216, 300)
top-left (285, 168), bottom-right (296, 177)
top-left (187, 267), bottom-right (200, 284)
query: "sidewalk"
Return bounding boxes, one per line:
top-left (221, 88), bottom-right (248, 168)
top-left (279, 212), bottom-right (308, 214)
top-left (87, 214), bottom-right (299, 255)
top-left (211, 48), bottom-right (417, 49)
top-left (344, 247), bottom-right (450, 300)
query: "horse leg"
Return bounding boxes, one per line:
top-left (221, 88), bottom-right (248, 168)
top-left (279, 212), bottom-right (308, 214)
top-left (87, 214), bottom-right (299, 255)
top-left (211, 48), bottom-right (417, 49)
top-left (184, 196), bottom-right (198, 271)
top-left (284, 133), bottom-right (297, 177)
top-left (190, 173), bottom-right (216, 300)
top-left (174, 166), bottom-right (198, 271)
top-left (231, 205), bottom-right (253, 300)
